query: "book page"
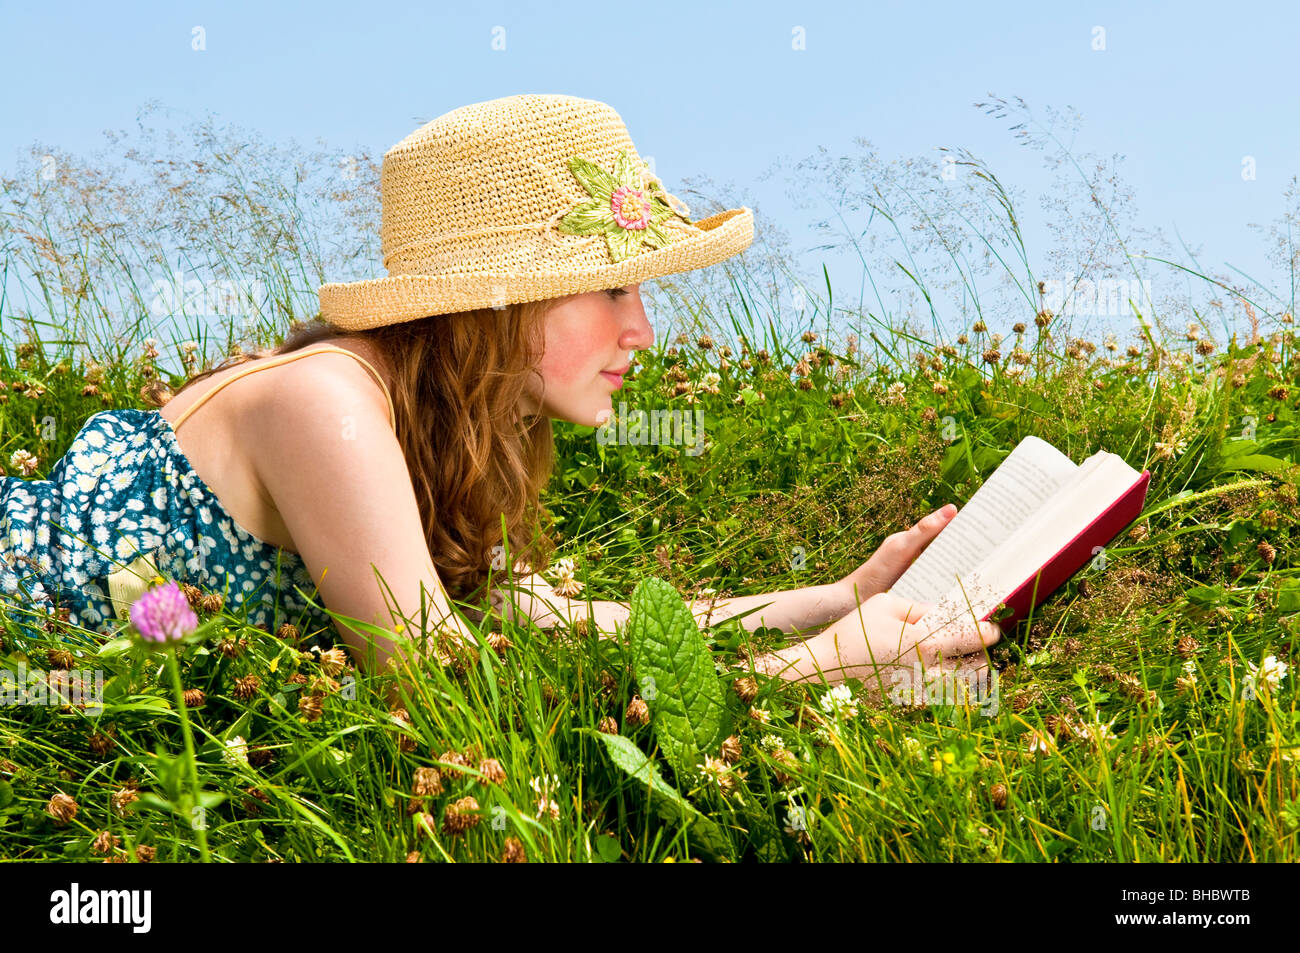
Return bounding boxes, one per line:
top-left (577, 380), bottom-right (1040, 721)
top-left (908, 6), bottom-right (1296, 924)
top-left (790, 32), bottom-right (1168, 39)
top-left (889, 436), bottom-right (1080, 605)
top-left (921, 453), bottom-right (1141, 628)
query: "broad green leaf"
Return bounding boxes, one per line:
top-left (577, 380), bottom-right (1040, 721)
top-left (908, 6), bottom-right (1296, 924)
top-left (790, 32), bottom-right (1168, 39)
top-left (587, 730), bottom-right (730, 860)
top-left (1278, 579), bottom-right (1300, 613)
top-left (1218, 453), bottom-right (1289, 474)
top-left (626, 576), bottom-right (730, 780)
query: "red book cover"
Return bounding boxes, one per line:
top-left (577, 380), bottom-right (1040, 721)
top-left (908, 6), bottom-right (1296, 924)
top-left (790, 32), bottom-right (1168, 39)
top-left (983, 469), bottom-right (1152, 627)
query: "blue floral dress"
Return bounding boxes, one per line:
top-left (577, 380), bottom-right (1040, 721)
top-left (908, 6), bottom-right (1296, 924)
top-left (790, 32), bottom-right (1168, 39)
top-left (0, 407), bottom-right (338, 649)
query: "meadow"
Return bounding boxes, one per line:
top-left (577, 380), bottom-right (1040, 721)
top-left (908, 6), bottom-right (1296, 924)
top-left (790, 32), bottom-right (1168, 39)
top-left (0, 107), bottom-right (1296, 862)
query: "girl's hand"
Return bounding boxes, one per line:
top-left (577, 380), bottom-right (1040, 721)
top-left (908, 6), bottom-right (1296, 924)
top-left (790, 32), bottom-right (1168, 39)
top-left (757, 591), bottom-right (1003, 688)
top-left (835, 504), bottom-right (958, 606)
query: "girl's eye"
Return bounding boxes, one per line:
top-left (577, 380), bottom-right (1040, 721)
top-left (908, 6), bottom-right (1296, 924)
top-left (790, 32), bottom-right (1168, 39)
top-left (606, 287), bottom-right (629, 300)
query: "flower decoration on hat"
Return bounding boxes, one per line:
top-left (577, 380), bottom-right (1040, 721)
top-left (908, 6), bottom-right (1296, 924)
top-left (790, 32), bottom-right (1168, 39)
top-left (558, 151), bottom-right (692, 263)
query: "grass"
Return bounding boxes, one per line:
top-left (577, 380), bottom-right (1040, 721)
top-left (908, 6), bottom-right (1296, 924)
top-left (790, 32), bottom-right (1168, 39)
top-left (0, 104), bottom-right (1297, 862)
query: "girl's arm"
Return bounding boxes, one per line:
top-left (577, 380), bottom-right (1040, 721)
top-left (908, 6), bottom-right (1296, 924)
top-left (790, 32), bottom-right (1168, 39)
top-left (492, 572), bottom-right (857, 637)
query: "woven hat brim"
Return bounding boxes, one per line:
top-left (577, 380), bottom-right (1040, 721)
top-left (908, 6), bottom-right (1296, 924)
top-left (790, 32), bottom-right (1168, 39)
top-left (318, 207), bottom-right (754, 331)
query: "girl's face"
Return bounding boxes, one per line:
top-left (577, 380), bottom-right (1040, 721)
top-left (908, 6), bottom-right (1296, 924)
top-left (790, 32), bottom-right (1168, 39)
top-left (525, 284), bottom-right (654, 425)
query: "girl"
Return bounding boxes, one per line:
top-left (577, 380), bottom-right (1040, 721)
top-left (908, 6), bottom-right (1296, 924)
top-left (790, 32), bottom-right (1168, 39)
top-left (0, 94), bottom-right (1001, 686)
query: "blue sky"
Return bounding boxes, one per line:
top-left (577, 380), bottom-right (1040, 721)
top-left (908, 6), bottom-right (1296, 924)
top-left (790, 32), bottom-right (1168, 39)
top-left (3, 0), bottom-right (1297, 341)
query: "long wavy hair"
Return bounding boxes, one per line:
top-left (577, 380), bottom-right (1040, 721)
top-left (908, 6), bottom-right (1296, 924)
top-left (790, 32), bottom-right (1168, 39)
top-left (152, 301), bottom-right (560, 608)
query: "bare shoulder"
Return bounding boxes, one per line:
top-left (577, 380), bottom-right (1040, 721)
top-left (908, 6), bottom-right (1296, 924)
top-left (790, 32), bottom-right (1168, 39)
top-left (260, 343), bottom-right (393, 427)
top-left (246, 350), bottom-right (400, 474)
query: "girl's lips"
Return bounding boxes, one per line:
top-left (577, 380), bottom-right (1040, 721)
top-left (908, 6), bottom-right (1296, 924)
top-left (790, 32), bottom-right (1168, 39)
top-left (600, 371), bottom-right (624, 389)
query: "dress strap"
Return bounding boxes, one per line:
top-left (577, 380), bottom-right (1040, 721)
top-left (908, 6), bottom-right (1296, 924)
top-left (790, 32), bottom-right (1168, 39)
top-left (171, 345), bottom-right (397, 434)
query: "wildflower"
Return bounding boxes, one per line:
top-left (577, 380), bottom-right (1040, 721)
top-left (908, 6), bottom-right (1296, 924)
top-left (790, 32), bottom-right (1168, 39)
top-left (442, 796), bottom-right (481, 835)
top-left (10, 449), bottom-right (39, 477)
top-left (1026, 730), bottom-right (1056, 756)
top-left (819, 684), bottom-right (859, 720)
top-left (1081, 716), bottom-right (1118, 745)
top-left (699, 371), bottom-right (722, 395)
top-left (413, 766), bottom-right (444, 797)
top-left (747, 706), bottom-right (771, 724)
top-left (990, 783), bottom-right (1008, 809)
top-left (232, 674), bottom-right (261, 700)
top-left (783, 802), bottom-right (810, 839)
top-left (1258, 540), bottom-right (1276, 564)
top-left (183, 688), bottom-right (205, 708)
top-left (759, 733), bottom-right (785, 752)
top-left (436, 748), bottom-right (470, 774)
top-left (135, 845), bottom-right (156, 863)
top-left (696, 335), bottom-right (714, 351)
top-left (318, 647), bottom-right (348, 676)
top-left (1185, 323), bottom-right (1201, 341)
top-left (129, 581), bottom-right (199, 646)
top-left (530, 774), bottom-right (559, 801)
top-left (298, 693), bottom-right (324, 722)
top-left (1153, 438), bottom-right (1188, 460)
top-left (733, 676), bottom-right (758, 704)
top-left (502, 837), bottom-right (528, 862)
top-left (719, 735), bottom-right (742, 765)
top-left (884, 381), bottom-right (906, 405)
top-left (87, 730), bottom-right (116, 757)
top-left (596, 716), bottom-right (618, 734)
top-left (478, 758), bottom-right (507, 785)
top-left (624, 696), bottom-right (650, 726)
top-left (216, 636), bottom-right (247, 658)
top-left (91, 831), bottom-right (120, 854)
top-left (548, 557), bottom-right (585, 598)
top-left (1243, 655), bottom-right (1288, 696)
top-left (112, 784), bottom-right (139, 817)
top-left (46, 792), bottom-right (78, 825)
top-left (223, 736), bottom-right (250, 766)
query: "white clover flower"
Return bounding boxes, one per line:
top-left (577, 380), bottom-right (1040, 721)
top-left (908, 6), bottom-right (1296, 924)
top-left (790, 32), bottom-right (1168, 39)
top-left (1182, 660), bottom-right (1197, 676)
top-left (783, 803), bottom-right (809, 836)
top-left (529, 773), bottom-right (559, 798)
top-left (10, 449), bottom-right (38, 477)
top-left (1244, 655), bottom-right (1289, 696)
top-left (759, 733), bottom-right (786, 752)
top-left (547, 557), bottom-right (584, 598)
top-left (819, 684), bottom-right (859, 719)
top-left (901, 736), bottom-right (924, 761)
top-left (1083, 716), bottom-right (1118, 744)
top-left (1026, 730), bottom-right (1056, 755)
top-left (223, 736), bottom-right (249, 766)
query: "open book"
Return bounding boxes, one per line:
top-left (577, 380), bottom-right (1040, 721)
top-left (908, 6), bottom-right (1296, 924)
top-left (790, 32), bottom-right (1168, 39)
top-left (889, 436), bottom-right (1151, 630)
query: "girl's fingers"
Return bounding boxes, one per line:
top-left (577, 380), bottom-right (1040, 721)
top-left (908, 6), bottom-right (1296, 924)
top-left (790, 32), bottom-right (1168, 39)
top-left (909, 618), bottom-right (1002, 662)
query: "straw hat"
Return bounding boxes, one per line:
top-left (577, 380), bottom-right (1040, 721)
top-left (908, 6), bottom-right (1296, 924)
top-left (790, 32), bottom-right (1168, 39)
top-left (318, 94), bottom-right (754, 330)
